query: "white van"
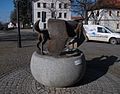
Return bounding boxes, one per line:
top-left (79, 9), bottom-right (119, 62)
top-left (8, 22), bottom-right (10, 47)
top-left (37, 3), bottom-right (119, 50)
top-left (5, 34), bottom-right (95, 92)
top-left (83, 25), bottom-right (120, 44)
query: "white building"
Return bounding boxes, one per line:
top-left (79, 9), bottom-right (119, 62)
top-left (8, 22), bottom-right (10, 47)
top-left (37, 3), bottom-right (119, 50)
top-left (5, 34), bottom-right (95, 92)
top-left (8, 22), bottom-right (15, 29)
top-left (32, 0), bottom-right (71, 29)
top-left (88, 9), bottom-right (120, 32)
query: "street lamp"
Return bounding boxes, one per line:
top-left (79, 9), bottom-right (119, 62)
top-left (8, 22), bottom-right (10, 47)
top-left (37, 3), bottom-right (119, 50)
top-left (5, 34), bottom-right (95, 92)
top-left (15, 0), bottom-right (22, 48)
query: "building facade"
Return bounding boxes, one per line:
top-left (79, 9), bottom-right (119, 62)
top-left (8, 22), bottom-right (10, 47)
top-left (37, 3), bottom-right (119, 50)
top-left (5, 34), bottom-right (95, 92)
top-left (88, 9), bottom-right (120, 32)
top-left (32, 0), bottom-right (71, 29)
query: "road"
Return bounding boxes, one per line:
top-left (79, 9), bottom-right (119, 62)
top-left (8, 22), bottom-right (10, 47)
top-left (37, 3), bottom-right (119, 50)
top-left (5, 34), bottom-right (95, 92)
top-left (0, 31), bottom-right (120, 94)
top-left (0, 29), bottom-right (37, 41)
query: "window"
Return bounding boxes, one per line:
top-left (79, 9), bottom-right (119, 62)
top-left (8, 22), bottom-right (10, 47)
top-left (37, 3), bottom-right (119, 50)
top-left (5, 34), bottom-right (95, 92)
top-left (37, 3), bottom-right (40, 8)
top-left (58, 13), bottom-right (62, 18)
top-left (117, 11), bottom-right (119, 17)
top-left (37, 12), bottom-right (41, 18)
top-left (109, 10), bottom-right (112, 16)
top-left (117, 23), bottom-right (119, 29)
top-left (51, 12), bottom-right (55, 18)
top-left (59, 3), bottom-right (62, 8)
top-left (96, 10), bottom-right (99, 16)
top-left (51, 3), bottom-right (54, 8)
top-left (44, 23), bottom-right (46, 29)
top-left (43, 3), bottom-right (46, 8)
top-left (98, 27), bottom-right (103, 33)
top-left (42, 11), bottom-right (46, 22)
top-left (64, 3), bottom-right (67, 9)
top-left (104, 29), bottom-right (109, 33)
top-left (64, 13), bottom-right (67, 18)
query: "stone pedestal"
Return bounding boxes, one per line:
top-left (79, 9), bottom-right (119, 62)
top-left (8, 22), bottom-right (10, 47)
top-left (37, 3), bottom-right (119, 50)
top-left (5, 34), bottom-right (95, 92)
top-left (30, 51), bottom-right (86, 87)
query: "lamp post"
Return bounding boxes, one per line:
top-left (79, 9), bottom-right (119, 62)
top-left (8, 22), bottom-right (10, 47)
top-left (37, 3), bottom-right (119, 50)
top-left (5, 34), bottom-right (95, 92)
top-left (16, 0), bottom-right (22, 48)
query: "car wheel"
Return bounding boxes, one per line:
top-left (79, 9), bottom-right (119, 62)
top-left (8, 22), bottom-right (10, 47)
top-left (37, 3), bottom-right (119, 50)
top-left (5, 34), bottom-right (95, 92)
top-left (109, 38), bottom-right (117, 45)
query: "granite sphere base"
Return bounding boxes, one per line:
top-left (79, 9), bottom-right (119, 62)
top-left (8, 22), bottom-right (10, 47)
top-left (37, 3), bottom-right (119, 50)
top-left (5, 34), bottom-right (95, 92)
top-left (30, 51), bottom-right (86, 87)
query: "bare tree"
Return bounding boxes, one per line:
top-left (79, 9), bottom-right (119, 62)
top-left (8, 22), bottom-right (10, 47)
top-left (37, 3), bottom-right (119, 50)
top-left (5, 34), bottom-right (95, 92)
top-left (11, 0), bottom-right (32, 28)
top-left (70, 0), bottom-right (96, 24)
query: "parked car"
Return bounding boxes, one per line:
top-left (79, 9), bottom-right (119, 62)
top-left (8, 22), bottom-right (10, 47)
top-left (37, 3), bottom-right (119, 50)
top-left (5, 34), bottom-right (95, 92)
top-left (83, 25), bottom-right (120, 44)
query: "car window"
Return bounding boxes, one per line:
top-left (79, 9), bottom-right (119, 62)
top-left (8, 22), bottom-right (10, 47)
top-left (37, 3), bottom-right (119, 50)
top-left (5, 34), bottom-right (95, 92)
top-left (104, 29), bottom-right (109, 33)
top-left (98, 27), bottom-right (109, 33)
top-left (105, 27), bottom-right (114, 33)
top-left (98, 27), bottom-right (104, 33)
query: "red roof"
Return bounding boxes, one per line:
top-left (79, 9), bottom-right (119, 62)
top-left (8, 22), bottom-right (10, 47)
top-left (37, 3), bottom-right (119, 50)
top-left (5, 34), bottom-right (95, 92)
top-left (71, 16), bottom-right (84, 20)
top-left (89, 0), bottom-right (120, 10)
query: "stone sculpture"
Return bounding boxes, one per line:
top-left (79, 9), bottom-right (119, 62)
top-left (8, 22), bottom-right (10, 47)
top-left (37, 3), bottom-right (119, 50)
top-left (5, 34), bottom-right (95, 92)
top-left (31, 19), bottom-right (86, 87)
top-left (34, 19), bottom-right (86, 56)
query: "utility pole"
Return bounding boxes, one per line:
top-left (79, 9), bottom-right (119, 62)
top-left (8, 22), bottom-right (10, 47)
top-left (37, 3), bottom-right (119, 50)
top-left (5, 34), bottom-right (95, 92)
top-left (16, 0), bottom-right (22, 48)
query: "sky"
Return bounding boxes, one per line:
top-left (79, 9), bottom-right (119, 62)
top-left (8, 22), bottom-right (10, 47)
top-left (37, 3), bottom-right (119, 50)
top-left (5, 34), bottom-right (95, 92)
top-left (0, 0), bottom-right (14, 23)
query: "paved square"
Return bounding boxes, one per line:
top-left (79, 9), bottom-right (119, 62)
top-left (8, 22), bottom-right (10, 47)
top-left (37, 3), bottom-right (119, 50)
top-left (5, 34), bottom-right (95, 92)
top-left (0, 40), bottom-right (120, 94)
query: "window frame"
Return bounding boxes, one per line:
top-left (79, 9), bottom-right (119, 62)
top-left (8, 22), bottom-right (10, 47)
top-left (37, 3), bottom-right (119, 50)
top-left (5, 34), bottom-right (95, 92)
top-left (58, 12), bottom-right (62, 18)
top-left (51, 3), bottom-right (54, 8)
top-left (117, 23), bottom-right (119, 29)
top-left (109, 10), bottom-right (112, 16)
top-left (64, 3), bottom-right (67, 9)
top-left (37, 12), bottom-right (41, 18)
top-left (64, 13), bottom-right (67, 18)
top-left (37, 2), bottom-right (41, 8)
top-left (117, 11), bottom-right (119, 17)
top-left (43, 3), bottom-right (46, 8)
top-left (59, 3), bottom-right (62, 8)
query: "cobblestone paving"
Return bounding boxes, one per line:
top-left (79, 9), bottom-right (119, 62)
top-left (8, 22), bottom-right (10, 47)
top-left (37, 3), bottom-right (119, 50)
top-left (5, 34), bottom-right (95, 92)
top-left (0, 41), bottom-right (120, 94)
top-left (0, 66), bottom-right (120, 94)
